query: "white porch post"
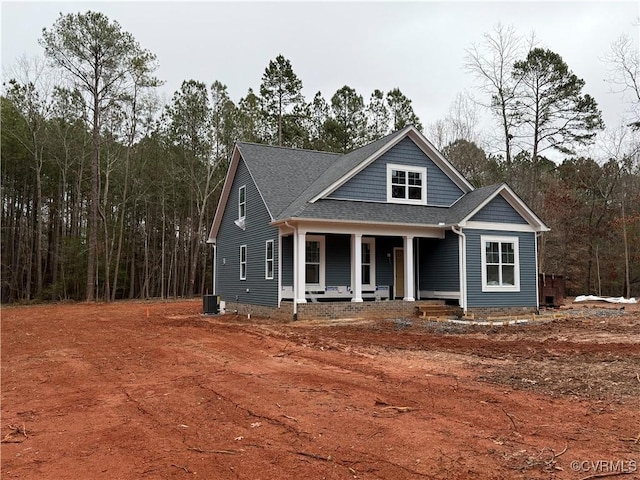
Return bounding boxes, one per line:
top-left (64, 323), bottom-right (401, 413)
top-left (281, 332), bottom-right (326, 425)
top-left (295, 229), bottom-right (307, 304)
top-left (403, 235), bottom-right (415, 301)
top-left (351, 234), bottom-right (363, 302)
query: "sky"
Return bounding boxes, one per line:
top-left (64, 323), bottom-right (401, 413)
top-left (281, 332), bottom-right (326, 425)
top-left (1, 0), bottom-right (638, 154)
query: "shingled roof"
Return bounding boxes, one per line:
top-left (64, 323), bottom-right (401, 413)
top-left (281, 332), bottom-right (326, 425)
top-left (237, 142), bottom-right (339, 219)
top-left (209, 127), bottom-right (548, 242)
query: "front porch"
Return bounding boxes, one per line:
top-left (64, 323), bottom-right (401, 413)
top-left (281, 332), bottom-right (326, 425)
top-left (277, 223), bottom-right (463, 309)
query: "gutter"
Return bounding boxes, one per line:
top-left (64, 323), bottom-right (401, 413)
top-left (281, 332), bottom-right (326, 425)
top-left (284, 221), bottom-right (297, 319)
top-left (451, 226), bottom-right (467, 313)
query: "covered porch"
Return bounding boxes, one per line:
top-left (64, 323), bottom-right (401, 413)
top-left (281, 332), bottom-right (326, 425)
top-left (276, 220), bottom-right (462, 310)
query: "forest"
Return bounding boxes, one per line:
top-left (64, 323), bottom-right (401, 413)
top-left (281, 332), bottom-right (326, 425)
top-left (1, 12), bottom-right (639, 303)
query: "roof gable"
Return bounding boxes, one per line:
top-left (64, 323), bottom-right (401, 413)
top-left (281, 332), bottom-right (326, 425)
top-left (208, 142), bottom-right (339, 242)
top-left (327, 137), bottom-right (465, 206)
top-left (457, 184), bottom-right (549, 232)
top-left (310, 125), bottom-right (474, 202)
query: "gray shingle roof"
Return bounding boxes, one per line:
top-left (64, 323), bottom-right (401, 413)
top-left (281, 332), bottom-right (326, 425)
top-left (284, 184), bottom-right (503, 227)
top-left (237, 142), bottom-right (340, 218)
top-left (445, 184), bottom-right (503, 223)
top-left (275, 129), bottom-right (409, 220)
top-left (236, 135), bottom-right (507, 228)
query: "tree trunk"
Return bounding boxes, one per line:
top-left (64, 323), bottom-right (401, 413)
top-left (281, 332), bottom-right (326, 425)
top-left (86, 88), bottom-right (100, 302)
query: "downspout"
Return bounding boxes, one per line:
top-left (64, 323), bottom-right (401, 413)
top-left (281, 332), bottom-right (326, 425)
top-left (535, 231), bottom-right (543, 313)
top-left (451, 226), bottom-right (466, 313)
top-left (416, 238), bottom-right (420, 300)
top-left (284, 221), bottom-right (297, 318)
top-left (277, 228), bottom-right (282, 308)
top-left (212, 242), bottom-right (217, 295)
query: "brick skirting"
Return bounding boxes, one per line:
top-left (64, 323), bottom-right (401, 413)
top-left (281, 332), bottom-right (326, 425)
top-left (222, 300), bottom-right (425, 321)
top-left (220, 300), bottom-right (537, 321)
top-left (465, 306), bottom-right (537, 318)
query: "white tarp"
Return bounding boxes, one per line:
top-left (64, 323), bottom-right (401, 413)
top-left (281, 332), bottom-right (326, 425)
top-left (574, 295), bottom-right (637, 304)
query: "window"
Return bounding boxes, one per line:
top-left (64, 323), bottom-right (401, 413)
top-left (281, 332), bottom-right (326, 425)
top-left (305, 235), bottom-right (325, 287)
top-left (481, 236), bottom-right (519, 292)
top-left (386, 164), bottom-right (427, 205)
top-left (239, 244), bottom-right (247, 280)
top-left (238, 185), bottom-right (246, 220)
top-left (265, 240), bottom-right (274, 280)
top-left (361, 238), bottom-right (375, 288)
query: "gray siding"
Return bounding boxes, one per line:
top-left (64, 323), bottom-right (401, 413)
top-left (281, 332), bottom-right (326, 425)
top-left (375, 236), bottom-right (400, 291)
top-left (470, 195), bottom-right (527, 224)
top-left (328, 138), bottom-right (464, 206)
top-left (419, 231), bottom-right (459, 291)
top-left (282, 235), bottom-right (293, 286)
top-left (216, 159), bottom-right (279, 307)
top-left (280, 234), bottom-right (400, 293)
top-left (325, 234), bottom-right (351, 286)
top-left (465, 229), bottom-right (537, 307)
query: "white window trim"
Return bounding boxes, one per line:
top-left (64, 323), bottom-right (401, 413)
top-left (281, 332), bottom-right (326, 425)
top-left (240, 244), bottom-right (247, 281)
top-left (386, 163), bottom-right (427, 206)
top-left (361, 237), bottom-right (376, 290)
top-left (265, 240), bottom-right (274, 280)
top-left (238, 185), bottom-right (246, 220)
top-left (305, 235), bottom-right (325, 290)
top-left (481, 235), bottom-right (520, 292)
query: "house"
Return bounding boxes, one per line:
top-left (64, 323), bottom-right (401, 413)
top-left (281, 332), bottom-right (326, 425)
top-left (207, 126), bottom-right (549, 320)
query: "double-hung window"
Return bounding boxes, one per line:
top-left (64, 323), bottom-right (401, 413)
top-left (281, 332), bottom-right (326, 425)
top-left (361, 238), bottom-right (375, 289)
top-left (481, 236), bottom-right (519, 292)
top-left (239, 245), bottom-right (247, 280)
top-left (238, 185), bottom-right (246, 220)
top-left (305, 235), bottom-right (325, 288)
top-left (265, 240), bottom-right (274, 280)
top-left (387, 164), bottom-right (427, 205)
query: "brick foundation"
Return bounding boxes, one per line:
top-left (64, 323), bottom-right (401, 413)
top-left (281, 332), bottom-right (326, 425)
top-left (220, 300), bottom-right (427, 321)
top-left (465, 306), bottom-right (537, 318)
top-left (219, 300), bottom-right (537, 322)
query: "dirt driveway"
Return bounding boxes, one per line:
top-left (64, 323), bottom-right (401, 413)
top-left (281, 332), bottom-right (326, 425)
top-left (2, 300), bottom-right (639, 479)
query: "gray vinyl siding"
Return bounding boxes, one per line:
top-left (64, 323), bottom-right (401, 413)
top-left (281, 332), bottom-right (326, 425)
top-left (325, 235), bottom-right (351, 286)
top-left (216, 158), bottom-right (279, 307)
top-left (465, 229), bottom-right (537, 307)
top-left (328, 137), bottom-right (464, 206)
top-left (281, 234), bottom-right (399, 293)
top-left (280, 234), bottom-right (352, 288)
top-left (375, 236), bottom-right (400, 292)
top-left (470, 195), bottom-right (527, 224)
top-left (282, 235), bottom-right (293, 286)
top-left (419, 231), bottom-right (459, 291)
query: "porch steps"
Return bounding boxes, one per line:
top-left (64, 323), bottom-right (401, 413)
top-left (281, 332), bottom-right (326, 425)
top-left (415, 302), bottom-right (463, 319)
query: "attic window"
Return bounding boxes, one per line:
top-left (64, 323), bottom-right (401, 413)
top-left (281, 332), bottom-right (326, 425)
top-left (238, 185), bottom-right (246, 220)
top-left (386, 164), bottom-right (427, 205)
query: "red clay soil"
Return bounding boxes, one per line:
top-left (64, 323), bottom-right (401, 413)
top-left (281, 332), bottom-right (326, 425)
top-left (2, 300), bottom-right (639, 479)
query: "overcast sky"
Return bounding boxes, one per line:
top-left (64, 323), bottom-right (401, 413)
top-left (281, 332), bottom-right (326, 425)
top-left (1, 1), bottom-right (638, 152)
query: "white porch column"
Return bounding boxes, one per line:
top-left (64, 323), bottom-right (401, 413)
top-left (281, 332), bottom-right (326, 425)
top-left (295, 229), bottom-right (307, 304)
top-left (403, 235), bottom-right (415, 301)
top-left (351, 234), bottom-right (363, 302)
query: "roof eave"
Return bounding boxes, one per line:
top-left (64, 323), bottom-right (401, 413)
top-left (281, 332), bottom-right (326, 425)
top-left (460, 183), bottom-right (550, 231)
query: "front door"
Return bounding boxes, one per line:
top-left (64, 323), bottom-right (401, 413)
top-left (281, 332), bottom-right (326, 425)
top-left (394, 248), bottom-right (404, 299)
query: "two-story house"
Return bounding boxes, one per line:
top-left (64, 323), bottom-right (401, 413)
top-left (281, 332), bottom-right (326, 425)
top-left (207, 126), bottom-right (549, 320)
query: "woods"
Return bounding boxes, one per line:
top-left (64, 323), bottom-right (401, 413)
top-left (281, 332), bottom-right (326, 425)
top-left (2, 11), bottom-right (639, 303)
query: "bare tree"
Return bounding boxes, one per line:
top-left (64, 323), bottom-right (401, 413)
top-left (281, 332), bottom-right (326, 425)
top-left (3, 55), bottom-right (55, 299)
top-left (465, 23), bottom-right (532, 164)
top-left (604, 33), bottom-right (640, 130)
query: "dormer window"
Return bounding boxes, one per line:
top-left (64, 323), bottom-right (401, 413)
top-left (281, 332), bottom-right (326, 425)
top-left (387, 164), bottom-right (427, 205)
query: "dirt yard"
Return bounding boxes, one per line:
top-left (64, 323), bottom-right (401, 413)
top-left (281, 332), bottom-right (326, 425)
top-left (2, 300), bottom-right (639, 479)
